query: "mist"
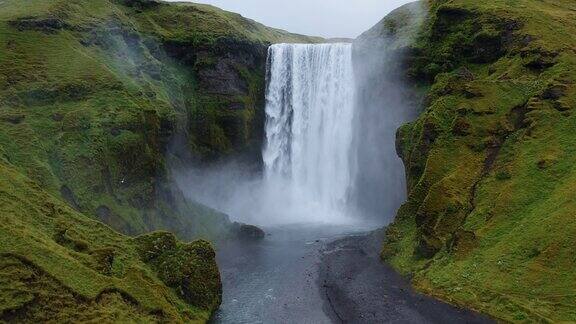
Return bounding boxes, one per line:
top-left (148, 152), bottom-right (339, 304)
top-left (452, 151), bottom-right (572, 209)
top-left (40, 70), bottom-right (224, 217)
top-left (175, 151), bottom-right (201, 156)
top-left (174, 2), bottom-right (425, 228)
top-left (350, 2), bottom-right (425, 222)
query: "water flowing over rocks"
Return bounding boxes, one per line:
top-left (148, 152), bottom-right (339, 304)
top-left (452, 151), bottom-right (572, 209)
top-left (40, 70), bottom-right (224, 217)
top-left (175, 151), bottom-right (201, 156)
top-left (262, 43), bottom-right (356, 224)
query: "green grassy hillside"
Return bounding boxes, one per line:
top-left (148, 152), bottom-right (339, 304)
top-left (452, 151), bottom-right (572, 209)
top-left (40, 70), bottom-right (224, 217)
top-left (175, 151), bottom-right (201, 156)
top-left (0, 162), bottom-right (220, 322)
top-left (380, 0), bottom-right (576, 321)
top-left (0, 0), bottom-right (318, 321)
top-left (0, 0), bottom-right (317, 239)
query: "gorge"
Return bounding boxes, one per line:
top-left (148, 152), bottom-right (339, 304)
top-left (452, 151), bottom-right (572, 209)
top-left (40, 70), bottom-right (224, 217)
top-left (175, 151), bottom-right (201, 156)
top-left (1, 0), bottom-right (576, 322)
top-left (211, 28), bottom-right (487, 323)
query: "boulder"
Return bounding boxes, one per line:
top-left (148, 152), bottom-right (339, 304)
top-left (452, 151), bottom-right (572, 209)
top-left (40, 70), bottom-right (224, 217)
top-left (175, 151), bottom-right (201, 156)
top-left (231, 222), bottom-right (265, 241)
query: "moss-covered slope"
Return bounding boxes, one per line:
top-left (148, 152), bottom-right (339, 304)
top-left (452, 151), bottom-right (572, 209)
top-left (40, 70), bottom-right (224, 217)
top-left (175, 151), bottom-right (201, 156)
top-left (0, 0), bottom-right (318, 321)
top-left (380, 0), bottom-right (576, 321)
top-left (0, 0), bottom-right (317, 239)
top-left (0, 161), bottom-right (221, 322)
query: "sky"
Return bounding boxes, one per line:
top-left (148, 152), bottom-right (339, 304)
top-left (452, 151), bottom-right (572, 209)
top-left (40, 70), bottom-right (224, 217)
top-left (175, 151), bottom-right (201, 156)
top-left (165, 0), bottom-right (415, 39)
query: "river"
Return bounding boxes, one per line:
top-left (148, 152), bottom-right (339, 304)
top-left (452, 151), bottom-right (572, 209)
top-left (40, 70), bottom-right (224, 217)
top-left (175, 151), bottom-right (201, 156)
top-left (211, 224), bottom-right (492, 324)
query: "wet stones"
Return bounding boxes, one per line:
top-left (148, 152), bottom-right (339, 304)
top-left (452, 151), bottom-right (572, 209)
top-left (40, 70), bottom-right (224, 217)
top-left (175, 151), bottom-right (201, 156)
top-left (231, 222), bottom-right (265, 241)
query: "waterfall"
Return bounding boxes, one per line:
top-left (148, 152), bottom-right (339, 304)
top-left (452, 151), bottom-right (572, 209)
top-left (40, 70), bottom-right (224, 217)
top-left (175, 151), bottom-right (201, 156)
top-left (262, 43), bottom-right (356, 223)
top-left (177, 42), bottom-right (412, 226)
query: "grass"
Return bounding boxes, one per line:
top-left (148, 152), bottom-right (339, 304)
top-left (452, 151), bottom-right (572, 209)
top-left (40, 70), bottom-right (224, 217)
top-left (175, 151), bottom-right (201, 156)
top-left (0, 0), bottom-right (316, 238)
top-left (0, 161), bottom-right (219, 322)
top-left (381, 0), bottom-right (576, 321)
top-left (0, 0), bottom-right (318, 321)
top-left (134, 1), bottom-right (322, 45)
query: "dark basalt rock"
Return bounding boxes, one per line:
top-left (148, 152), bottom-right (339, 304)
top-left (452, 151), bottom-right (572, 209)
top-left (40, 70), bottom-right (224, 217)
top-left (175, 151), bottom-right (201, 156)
top-left (432, 7), bottom-right (472, 40)
top-left (231, 222), bottom-right (265, 241)
top-left (95, 205), bottom-right (114, 222)
top-left (452, 117), bottom-right (472, 136)
top-left (110, 127), bottom-right (121, 137)
top-left (420, 120), bottom-right (439, 148)
top-left (118, 0), bottom-right (160, 9)
top-left (522, 49), bottom-right (559, 70)
top-left (1, 114), bottom-right (25, 124)
top-left (228, 102), bottom-right (246, 110)
top-left (455, 67), bottom-right (475, 82)
top-left (163, 38), bottom-right (267, 97)
top-left (95, 205), bottom-right (135, 235)
top-left (51, 113), bottom-right (63, 122)
top-left (540, 84), bottom-right (568, 100)
top-left (161, 37), bottom-right (268, 163)
top-left (416, 234), bottom-right (443, 259)
top-left (466, 18), bottom-right (521, 64)
top-left (197, 58), bottom-right (249, 96)
top-left (9, 17), bottom-right (70, 34)
top-left (60, 185), bottom-right (81, 211)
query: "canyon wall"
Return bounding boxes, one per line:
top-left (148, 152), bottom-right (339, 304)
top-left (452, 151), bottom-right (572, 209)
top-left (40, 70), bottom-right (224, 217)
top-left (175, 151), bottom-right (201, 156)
top-left (0, 0), bottom-right (317, 320)
top-left (370, 0), bottom-right (576, 321)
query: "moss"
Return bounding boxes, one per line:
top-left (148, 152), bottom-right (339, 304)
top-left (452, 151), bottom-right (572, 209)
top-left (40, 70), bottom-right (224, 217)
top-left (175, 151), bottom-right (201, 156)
top-left (131, 1), bottom-right (322, 45)
top-left (0, 0), bottom-right (321, 321)
top-left (0, 162), bottom-right (219, 322)
top-left (0, 0), bottom-right (317, 241)
top-left (134, 233), bottom-right (221, 310)
top-left (382, 0), bottom-right (576, 322)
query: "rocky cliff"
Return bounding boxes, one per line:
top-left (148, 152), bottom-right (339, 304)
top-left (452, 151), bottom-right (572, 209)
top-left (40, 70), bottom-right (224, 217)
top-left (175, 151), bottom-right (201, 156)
top-left (0, 0), bottom-right (317, 320)
top-left (0, 0), bottom-right (318, 239)
top-left (372, 0), bottom-right (576, 322)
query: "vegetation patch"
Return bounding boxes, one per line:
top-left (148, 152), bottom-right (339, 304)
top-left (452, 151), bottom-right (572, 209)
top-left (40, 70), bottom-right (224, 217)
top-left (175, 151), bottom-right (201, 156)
top-left (0, 162), bottom-right (219, 322)
top-left (0, 0), bottom-right (317, 241)
top-left (0, 0), bottom-right (320, 321)
top-left (381, 0), bottom-right (576, 322)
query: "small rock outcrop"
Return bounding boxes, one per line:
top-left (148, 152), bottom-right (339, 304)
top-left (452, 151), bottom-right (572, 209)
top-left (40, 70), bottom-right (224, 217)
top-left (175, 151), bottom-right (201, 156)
top-left (231, 222), bottom-right (266, 241)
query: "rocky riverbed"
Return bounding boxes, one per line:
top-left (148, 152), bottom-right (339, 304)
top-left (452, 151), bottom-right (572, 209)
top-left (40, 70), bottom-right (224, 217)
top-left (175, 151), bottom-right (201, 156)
top-left (211, 224), bottom-right (492, 323)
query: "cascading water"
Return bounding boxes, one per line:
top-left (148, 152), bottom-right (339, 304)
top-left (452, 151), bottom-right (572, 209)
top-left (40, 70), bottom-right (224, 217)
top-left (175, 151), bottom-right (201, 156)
top-left (262, 43), bottom-right (357, 224)
top-left (177, 41), bottom-right (412, 227)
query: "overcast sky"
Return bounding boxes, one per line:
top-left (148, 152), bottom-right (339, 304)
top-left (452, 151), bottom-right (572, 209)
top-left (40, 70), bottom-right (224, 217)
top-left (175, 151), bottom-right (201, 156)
top-left (165, 0), bottom-right (415, 39)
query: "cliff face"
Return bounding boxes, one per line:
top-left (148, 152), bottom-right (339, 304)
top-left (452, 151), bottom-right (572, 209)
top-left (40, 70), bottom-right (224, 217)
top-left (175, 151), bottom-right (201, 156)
top-left (0, 0), bottom-right (317, 320)
top-left (376, 0), bottom-right (576, 321)
top-left (0, 0), bottom-right (318, 240)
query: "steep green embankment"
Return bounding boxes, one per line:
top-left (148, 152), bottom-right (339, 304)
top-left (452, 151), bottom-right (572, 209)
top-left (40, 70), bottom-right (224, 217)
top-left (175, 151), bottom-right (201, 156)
top-left (378, 0), bottom-right (576, 322)
top-left (0, 162), bottom-right (220, 322)
top-left (0, 0), bottom-right (317, 321)
top-left (0, 0), bottom-right (317, 239)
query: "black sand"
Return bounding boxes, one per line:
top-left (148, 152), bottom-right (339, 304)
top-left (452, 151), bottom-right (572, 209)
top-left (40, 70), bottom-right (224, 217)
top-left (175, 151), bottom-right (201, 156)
top-left (212, 225), bottom-right (493, 324)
